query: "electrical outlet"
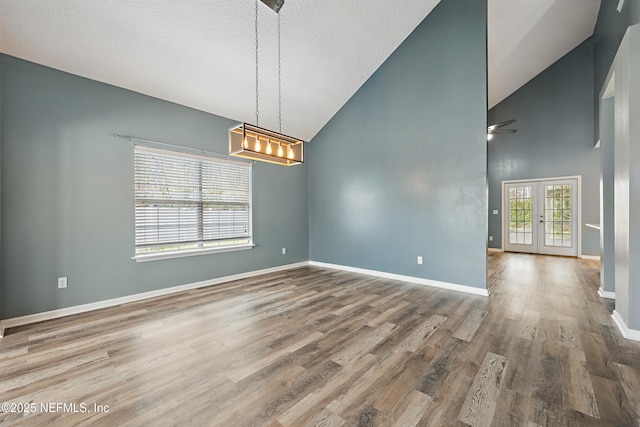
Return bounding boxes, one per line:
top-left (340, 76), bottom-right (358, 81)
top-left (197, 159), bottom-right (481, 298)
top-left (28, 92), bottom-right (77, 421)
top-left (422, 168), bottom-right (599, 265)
top-left (489, 236), bottom-right (494, 241)
top-left (417, 256), bottom-right (423, 265)
top-left (493, 210), bottom-right (499, 215)
top-left (58, 277), bottom-right (68, 289)
top-left (282, 247), bottom-right (287, 255)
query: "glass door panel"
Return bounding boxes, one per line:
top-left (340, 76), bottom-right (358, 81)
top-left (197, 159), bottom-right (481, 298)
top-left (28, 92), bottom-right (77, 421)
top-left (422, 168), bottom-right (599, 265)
top-left (538, 180), bottom-right (577, 256)
top-left (504, 183), bottom-right (537, 253)
top-left (503, 178), bottom-right (578, 256)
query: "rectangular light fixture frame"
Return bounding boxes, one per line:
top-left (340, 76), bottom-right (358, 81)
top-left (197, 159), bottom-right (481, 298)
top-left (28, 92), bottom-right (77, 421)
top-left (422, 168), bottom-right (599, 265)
top-left (229, 123), bottom-right (304, 166)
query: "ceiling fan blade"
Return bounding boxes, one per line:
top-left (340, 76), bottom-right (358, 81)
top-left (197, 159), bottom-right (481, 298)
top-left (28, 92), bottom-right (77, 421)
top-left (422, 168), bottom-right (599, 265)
top-left (488, 119), bottom-right (516, 130)
top-left (489, 129), bottom-right (517, 134)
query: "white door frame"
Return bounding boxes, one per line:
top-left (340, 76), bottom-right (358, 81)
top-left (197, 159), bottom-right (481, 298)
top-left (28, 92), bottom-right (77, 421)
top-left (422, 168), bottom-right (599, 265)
top-left (501, 175), bottom-right (582, 257)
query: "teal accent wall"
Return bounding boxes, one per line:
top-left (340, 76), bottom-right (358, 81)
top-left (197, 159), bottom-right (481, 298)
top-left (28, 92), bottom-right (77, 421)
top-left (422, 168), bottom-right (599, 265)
top-left (308, 0), bottom-right (488, 289)
top-left (595, 0), bottom-right (632, 99)
top-left (594, 0), bottom-right (632, 142)
top-left (594, 0), bottom-right (640, 142)
top-left (488, 41), bottom-right (599, 256)
top-left (0, 54), bottom-right (309, 319)
top-left (632, 0), bottom-right (640, 25)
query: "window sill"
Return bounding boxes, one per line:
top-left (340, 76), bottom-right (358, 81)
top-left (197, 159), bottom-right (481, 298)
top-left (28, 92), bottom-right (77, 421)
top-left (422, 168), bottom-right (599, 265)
top-left (133, 244), bottom-right (255, 263)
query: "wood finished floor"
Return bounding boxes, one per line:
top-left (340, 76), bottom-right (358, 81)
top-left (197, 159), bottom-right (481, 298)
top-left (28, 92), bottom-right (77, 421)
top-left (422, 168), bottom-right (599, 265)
top-left (1, 253), bottom-right (640, 426)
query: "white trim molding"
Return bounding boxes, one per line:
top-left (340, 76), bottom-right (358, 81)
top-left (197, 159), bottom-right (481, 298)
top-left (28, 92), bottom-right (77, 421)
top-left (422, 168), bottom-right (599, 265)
top-left (0, 262), bottom-right (308, 338)
top-left (0, 260), bottom-right (493, 338)
top-left (612, 310), bottom-right (640, 342)
top-left (308, 261), bottom-right (489, 297)
top-left (598, 288), bottom-right (616, 299)
top-left (580, 255), bottom-right (601, 261)
top-left (133, 243), bottom-right (255, 263)
top-left (487, 248), bottom-right (504, 253)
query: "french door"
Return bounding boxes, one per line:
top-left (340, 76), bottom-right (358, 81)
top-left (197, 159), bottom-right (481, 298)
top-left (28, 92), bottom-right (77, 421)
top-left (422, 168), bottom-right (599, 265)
top-left (503, 178), bottom-right (579, 256)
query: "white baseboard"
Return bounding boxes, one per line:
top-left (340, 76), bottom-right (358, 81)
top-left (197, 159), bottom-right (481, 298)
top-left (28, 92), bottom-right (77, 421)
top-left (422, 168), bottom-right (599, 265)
top-left (0, 262), bottom-right (308, 338)
top-left (580, 255), bottom-right (601, 261)
top-left (0, 259), bottom-right (490, 338)
top-left (598, 288), bottom-right (616, 299)
top-left (612, 310), bottom-right (640, 342)
top-left (308, 261), bottom-right (489, 297)
top-left (487, 248), bottom-right (503, 253)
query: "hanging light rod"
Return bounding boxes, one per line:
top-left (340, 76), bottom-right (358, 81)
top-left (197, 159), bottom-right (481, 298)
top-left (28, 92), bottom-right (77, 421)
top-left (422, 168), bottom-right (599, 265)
top-left (261, 0), bottom-right (284, 13)
top-left (230, 0), bottom-right (304, 165)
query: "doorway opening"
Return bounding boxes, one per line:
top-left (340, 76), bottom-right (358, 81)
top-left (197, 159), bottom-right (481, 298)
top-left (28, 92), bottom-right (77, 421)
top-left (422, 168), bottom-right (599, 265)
top-left (502, 177), bottom-right (580, 257)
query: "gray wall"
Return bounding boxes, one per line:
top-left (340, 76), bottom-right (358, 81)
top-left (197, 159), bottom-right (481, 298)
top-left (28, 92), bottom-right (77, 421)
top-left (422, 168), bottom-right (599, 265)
top-left (632, 0), bottom-right (640, 25)
top-left (0, 54), bottom-right (309, 319)
top-left (594, 0), bottom-right (640, 142)
top-left (308, 0), bottom-right (487, 289)
top-left (594, 0), bottom-right (632, 107)
top-left (600, 97), bottom-right (615, 293)
top-left (612, 25), bottom-right (640, 330)
top-left (488, 41), bottom-right (599, 256)
top-left (594, 0), bottom-right (640, 298)
top-left (0, 59), bottom-right (2, 320)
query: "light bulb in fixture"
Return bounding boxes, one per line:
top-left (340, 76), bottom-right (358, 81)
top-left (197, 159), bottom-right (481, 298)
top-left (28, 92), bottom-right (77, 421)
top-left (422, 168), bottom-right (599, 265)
top-left (277, 144), bottom-right (284, 157)
top-left (266, 140), bottom-right (273, 155)
top-left (243, 137), bottom-right (249, 149)
top-left (288, 146), bottom-right (294, 159)
top-left (255, 138), bottom-right (261, 152)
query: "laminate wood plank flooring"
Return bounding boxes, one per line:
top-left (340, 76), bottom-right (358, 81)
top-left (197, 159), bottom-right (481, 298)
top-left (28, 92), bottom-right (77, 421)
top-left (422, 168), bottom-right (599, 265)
top-left (452, 309), bottom-right (488, 342)
top-left (1, 253), bottom-right (640, 426)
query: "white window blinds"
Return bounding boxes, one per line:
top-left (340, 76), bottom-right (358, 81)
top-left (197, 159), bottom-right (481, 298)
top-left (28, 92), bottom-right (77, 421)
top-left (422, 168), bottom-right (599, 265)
top-left (134, 145), bottom-right (252, 256)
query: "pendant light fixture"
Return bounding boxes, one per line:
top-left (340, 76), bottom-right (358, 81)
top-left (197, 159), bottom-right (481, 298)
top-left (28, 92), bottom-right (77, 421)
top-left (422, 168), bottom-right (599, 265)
top-left (229, 0), bottom-right (304, 166)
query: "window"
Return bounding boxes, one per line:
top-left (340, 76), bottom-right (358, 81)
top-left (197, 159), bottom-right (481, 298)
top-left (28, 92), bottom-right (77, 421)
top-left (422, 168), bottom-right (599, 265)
top-left (134, 145), bottom-right (252, 261)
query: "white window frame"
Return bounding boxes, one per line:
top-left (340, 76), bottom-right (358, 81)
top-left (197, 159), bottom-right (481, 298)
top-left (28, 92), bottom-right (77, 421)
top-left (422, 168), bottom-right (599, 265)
top-left (133, 145), bottom-right (253, 262)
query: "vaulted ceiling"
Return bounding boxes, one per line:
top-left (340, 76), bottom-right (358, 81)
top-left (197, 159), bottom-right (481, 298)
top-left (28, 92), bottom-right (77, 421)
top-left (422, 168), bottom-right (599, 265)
top-left (488, 0), bottom-right (601, 109)
top-left (0, 0), bottom-right (601, 141)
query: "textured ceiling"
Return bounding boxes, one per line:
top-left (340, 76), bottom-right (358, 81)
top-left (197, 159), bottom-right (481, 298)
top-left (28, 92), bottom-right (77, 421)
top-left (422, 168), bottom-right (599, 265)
top-left (0, 1), bottom-right (601, 141)
top-left (0, 0), bottom-right (440, 141)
